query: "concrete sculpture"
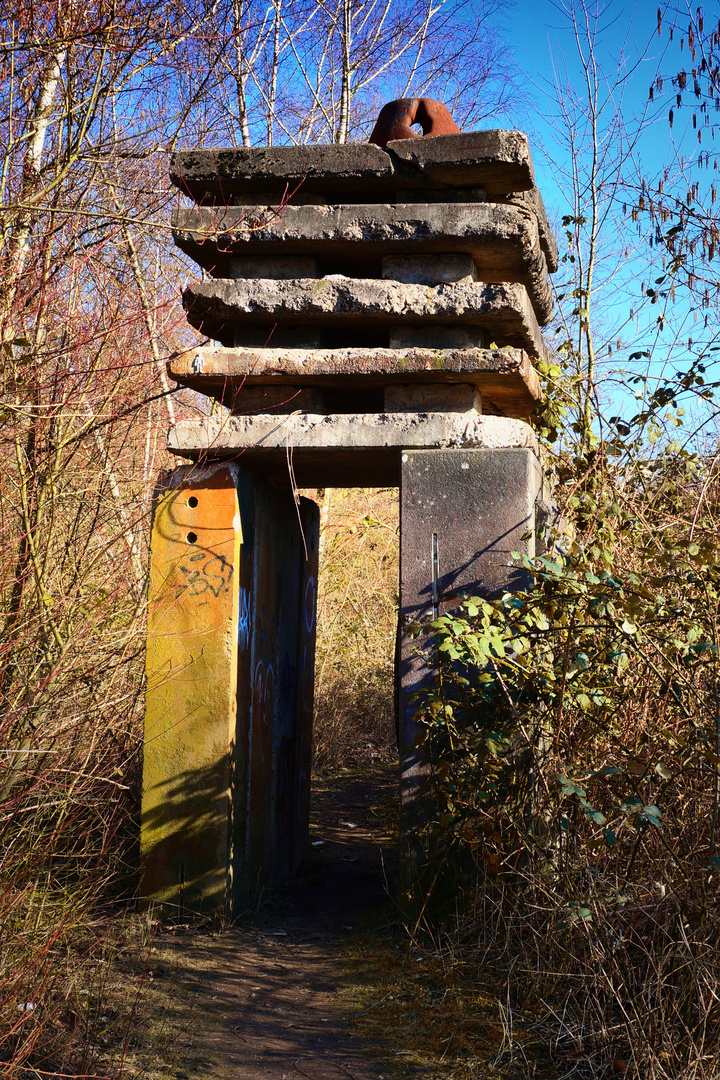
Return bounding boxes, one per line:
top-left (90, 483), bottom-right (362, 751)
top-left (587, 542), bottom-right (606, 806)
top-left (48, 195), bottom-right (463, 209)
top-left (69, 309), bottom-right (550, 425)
top-left (140, 105), bottom-right (557, 917)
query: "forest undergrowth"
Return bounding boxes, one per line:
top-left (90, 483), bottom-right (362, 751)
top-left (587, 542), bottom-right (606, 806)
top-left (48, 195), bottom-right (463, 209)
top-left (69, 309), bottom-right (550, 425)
top-left (339, 446), bottom-right (720, 1080)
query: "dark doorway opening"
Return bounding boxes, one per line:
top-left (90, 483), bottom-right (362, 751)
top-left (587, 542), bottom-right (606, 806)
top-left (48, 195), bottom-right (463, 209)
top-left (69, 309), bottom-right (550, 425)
top-left (269, 486), bottom-right (401, 931)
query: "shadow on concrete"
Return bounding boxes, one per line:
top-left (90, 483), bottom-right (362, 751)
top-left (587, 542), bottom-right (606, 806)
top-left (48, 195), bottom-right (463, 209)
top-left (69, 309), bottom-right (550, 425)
top-left (141, 755), bottom-right (234, 917)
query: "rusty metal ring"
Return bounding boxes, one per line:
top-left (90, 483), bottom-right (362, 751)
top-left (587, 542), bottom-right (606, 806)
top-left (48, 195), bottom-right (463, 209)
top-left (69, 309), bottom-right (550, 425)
top-left (368, 97), bottom-right (460, 148)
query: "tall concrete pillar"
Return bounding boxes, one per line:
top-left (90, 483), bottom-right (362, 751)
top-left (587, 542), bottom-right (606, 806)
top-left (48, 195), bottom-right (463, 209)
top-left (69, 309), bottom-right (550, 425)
top-left (235, 475), bottom-right (318, 905)
top-left (398, 446), bottom-right (544, 844)
top-left (141, 463), bottom-right (242, 917)
top-left (141, 464), bottom-right (318, 917)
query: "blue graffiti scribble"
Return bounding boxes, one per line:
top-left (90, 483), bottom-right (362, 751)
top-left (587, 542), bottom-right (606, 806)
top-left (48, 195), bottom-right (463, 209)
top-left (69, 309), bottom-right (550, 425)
top-left (238, 587), bottom-right (252, 650)
top-left (304, 576), bottom-right (316, 634)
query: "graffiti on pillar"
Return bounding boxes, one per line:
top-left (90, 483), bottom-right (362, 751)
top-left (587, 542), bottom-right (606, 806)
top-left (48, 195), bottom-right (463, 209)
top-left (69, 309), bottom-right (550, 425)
top-left (253, 660), bottom-right (275, 732)
top-left (177, 550), bottom-right (234, 603)
top-left (238, 587), bottom-right (251, 650)
top-left (303, 576), bottom-right (316, 634)
top-left (255, 607), bottom-right (277, 653)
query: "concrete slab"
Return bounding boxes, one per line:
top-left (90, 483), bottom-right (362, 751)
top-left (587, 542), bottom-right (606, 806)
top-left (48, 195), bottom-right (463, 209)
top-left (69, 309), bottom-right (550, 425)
top-left (382, 254), bottom-right (476, 284)
top-left (182, 278), bottom-right (546, 356)
top-left (384, 383), bottom-right (481, 412)
top-left (166, 411), bottom-right (538, 486)
top-left (400, 446), bottom-right (542, 613)
top-left (389, 187), bottom-right (558, 275)
top-left (387, 130), bottom-right (534, 193)
top-left (170, 132), bottom-right (535, 204)
top-left (171, 143), bottom-right (398, 203)
top-left (172, 202), bottom-right (553, 324)
top-left (497, 188), bottom-right (559, 273)
top-left (167, 344), bottom-right (542, 418)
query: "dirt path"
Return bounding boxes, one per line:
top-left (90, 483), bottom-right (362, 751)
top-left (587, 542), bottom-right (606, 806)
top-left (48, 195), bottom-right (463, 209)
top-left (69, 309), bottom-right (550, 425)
top-left (140, 766), bottom-right (399, 1080)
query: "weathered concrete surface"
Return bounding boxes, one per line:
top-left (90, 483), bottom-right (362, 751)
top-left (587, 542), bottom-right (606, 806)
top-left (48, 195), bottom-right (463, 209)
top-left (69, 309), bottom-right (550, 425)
top-left (172, 190), bottom-right (556, 281)
top-left (400, 445), bottom-right (542, 615)
top-left (182, 278), bottom-right (546, 356)
top-left (167, 344), bottom-right (542, 418)
top-left (497, 187), bottom-right (559, 273)
top-left (387, 129), bottom-right (534, 193)
top-left (141, 463), bottom-right (242, 918)
top-left (397, 447), bottom-right (543, 844)
top-left (224, 255), bottom-right (321, 278)
top-left (388, 325), bottom-right (487, 349)
top-left (141, 462), bottom-right (319, 916)
top-left (170, 131), bottom-right (535, 203)
top-left (382, 253), bottom-right (476, 284)
top-left (167, 411), bottom-right (539, 487)
top-left (235, 476), bottom-right (319, 903)
top-left (384, 382), bottom-right (481, 412)
top-left (230, 385), bottom-right (328, 412)
top-left (171, 143), bottom-right (398, 203)
top-left (172, 203), bottom-right (553, 324)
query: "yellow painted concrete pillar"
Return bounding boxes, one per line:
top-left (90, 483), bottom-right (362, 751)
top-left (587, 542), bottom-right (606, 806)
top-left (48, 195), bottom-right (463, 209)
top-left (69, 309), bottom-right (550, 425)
top-left (141, 463), bottom-right (241, 918)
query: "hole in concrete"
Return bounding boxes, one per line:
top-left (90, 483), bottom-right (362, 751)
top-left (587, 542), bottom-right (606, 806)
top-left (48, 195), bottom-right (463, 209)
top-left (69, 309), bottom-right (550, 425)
top-left (312, 487), bottom-right (399, 773)
top-left (187, 531), bottom-right (197, 544)
top-left (188, 496), bottom-right (198, 508)
top-left (290, 487), bottom-right (400, 931)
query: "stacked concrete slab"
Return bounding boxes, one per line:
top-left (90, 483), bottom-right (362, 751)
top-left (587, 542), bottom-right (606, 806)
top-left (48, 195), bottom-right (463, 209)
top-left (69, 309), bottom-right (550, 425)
top-left (141, 127), bottom-right (556, 916)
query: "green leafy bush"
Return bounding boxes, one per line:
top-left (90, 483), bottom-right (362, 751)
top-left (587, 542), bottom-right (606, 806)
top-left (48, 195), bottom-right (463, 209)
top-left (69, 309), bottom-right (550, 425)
top-left (411, 446), bottom-right (720, 1077)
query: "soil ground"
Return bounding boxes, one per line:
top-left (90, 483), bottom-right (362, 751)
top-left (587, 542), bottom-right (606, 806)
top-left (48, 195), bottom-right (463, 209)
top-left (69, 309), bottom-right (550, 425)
top-left (111, 764), bottom-right (558, 1080)
top-left (132, 765), bottom-right (401, 1080)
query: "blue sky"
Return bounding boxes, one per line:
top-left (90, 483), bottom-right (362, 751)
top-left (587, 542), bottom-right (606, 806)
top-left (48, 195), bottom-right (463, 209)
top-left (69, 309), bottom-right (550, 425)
top-left (496, 1), bottom-right (718, 434)
top-left (510, 1), bottom-right (664, 202)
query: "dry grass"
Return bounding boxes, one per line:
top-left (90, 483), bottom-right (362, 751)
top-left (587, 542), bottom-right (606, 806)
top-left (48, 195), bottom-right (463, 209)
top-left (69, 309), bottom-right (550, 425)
top-left (344, 926), bottom-right (558, 1080)
top-left (310, 487), bottom-right (399, 772)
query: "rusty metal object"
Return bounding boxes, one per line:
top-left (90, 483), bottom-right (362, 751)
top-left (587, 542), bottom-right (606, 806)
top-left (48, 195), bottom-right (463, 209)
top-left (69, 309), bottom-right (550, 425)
top-left (368, 97), bottom-right (460, 148)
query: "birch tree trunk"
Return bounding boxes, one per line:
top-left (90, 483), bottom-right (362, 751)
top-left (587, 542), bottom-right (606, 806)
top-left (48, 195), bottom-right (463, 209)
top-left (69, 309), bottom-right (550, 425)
top-left (232, 0), bottom-right (253, 146)
top-left (336, 0), bottom-right (352, 144)
top-left (267, 0), bottom-right (283, 146)
top-left (1, 44), bottom-right (66, 345)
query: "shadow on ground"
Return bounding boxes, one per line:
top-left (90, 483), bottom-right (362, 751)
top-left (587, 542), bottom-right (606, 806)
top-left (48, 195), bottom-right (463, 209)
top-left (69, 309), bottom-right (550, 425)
top-left (133, 765), bottom-right (400, 1080)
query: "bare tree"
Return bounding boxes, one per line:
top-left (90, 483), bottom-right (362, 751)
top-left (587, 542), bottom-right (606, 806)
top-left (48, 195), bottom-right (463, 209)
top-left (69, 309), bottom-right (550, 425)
top-left (200, 0), bottom-right (518, 146)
